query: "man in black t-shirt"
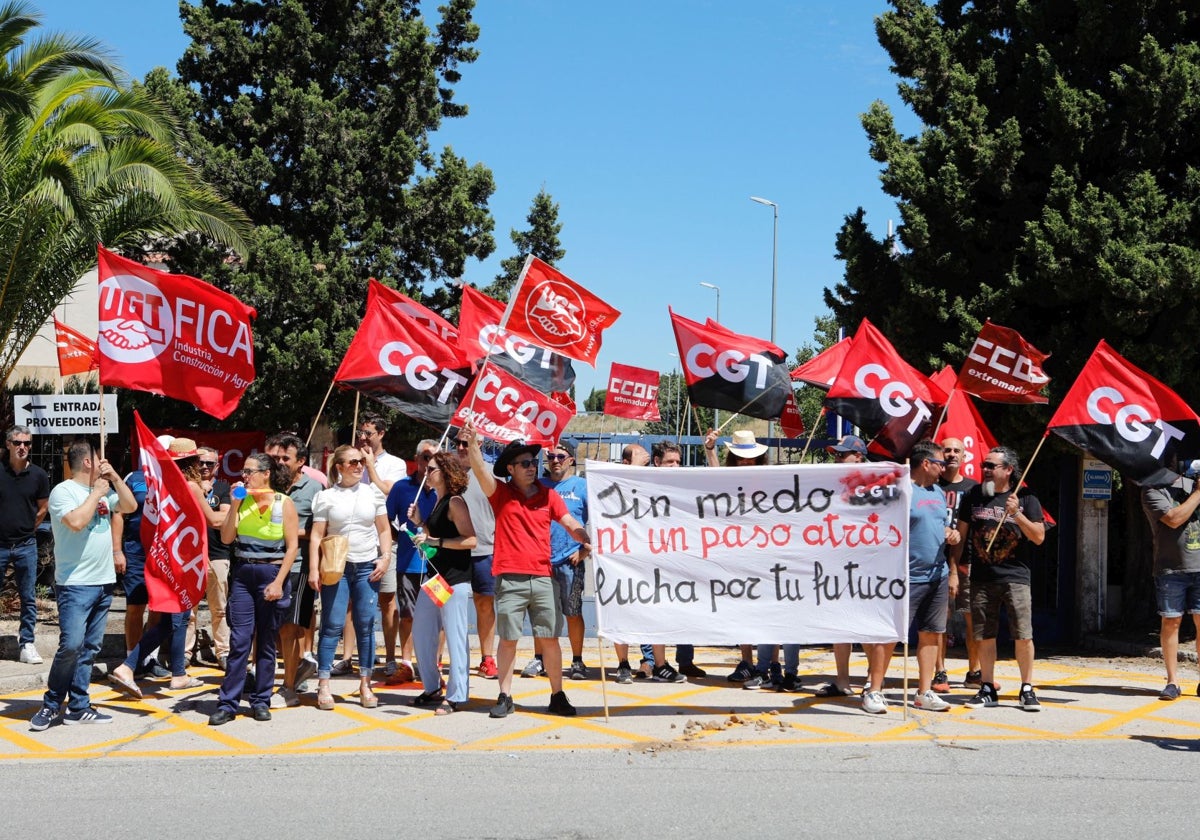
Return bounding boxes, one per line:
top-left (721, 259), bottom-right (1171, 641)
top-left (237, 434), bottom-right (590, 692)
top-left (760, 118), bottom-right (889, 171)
top-left (937, 437), bottom-right (980, 689)
top-left (957, 446), bottom-right (1045, 711)
top-left (0, 426), bottom-right (50, 664)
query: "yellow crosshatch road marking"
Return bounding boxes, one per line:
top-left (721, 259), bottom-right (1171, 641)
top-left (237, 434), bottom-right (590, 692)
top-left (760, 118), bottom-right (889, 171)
top-left (0, 656), bottom-right (1197, 760)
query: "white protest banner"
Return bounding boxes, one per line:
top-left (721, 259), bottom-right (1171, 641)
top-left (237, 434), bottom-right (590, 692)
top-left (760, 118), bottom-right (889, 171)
top-left (586, 461), bottom-right (910, 644)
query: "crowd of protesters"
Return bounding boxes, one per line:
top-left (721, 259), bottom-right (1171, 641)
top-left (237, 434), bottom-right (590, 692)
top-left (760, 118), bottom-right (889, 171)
top-left (4, 415), bottom-right (1123, 733)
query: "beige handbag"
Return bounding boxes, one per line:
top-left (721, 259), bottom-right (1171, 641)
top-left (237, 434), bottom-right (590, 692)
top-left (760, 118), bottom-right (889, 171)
top-left (318, 534), bottom-right (350, 585)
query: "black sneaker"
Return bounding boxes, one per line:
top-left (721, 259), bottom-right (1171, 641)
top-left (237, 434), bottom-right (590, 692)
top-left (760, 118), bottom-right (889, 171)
top-left (727, 661), bottom-right (755, 682)
top-left (489, 692), bottom-right (514, 718)
top-left (568, 660), bottom-right (589, 681)
top-left (678, 662), bottom-right (707, 678)
top-left (1160, 683), bottom-right (1182, 701)
top-left (742, 672), bottom-right (767, 690)
top-left (615, 661), bottom-right (633, 684)
top-left (965, 682), bottom-right (999, 708)
top-left (1018, 684), bottom-right (1041, 712)
top-left (963, 670), bottom-right (983, 689)
top-left (547, 690), bottom-right (577, 717)
top-left (767, 662), bottom-right (783, 689)
top-left (932, 670), bottom-right (950, 692)
top-left (29, 705), bottom-right (59, 731)
top-left (779, 673), bottom-right (801, 692)
top-left (653, 664), bottom-right (686, 684)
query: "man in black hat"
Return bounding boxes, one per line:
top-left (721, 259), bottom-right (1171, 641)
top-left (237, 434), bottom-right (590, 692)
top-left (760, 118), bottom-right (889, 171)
top-left (459, 421), bottom-right (590, 719)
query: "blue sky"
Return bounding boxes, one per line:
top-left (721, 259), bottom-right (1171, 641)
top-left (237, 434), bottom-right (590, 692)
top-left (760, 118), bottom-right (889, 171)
top-left (43, 0), bottom-right (916, 405)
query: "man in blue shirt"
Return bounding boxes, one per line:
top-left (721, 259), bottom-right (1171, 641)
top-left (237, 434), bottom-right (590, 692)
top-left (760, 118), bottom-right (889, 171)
top-left (860, 440), bottom-right (960, 714)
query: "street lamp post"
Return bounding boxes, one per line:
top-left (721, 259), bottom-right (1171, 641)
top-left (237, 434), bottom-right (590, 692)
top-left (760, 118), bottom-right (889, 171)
top-left (699, 282), bottom-right (721, 432)
top-left (750, 196), bottom-right (778, 457)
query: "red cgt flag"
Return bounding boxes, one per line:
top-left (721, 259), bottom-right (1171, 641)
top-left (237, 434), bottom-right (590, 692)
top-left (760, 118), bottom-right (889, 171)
top-left (97, 246), bottom-right (257, 420)
top-left (369, 278), bottom-right (459, 344)
top-left (957, 320), bottom-right (1050, 404)
top-left (452, 364), bottom-right (574, 446)
top-left (1047, 340), bottom-right (1200, 485)
top-left (931, 366), bottom-right (997, 483)
top-left (825, 318), bottom-right (948, 460)
top-left (501, 257), bottom-right (620, 365)
top-left (54, 317), bottom-right (99, 376)
top-left (134, 412), bottom-right (209, 612)
top-left (604, 362), bottom-right (661, 421)
top-left (335, 284), bottom-right (472, 427)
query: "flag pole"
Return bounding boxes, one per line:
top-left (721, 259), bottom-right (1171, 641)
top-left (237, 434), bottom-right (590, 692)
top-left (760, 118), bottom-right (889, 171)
top-left (984, 432), bottom-right (1050, 553)
top-left (799, 406), bottom-right (827, 460)
top-left (351, 391), bottom-right (361, 435)
top-left (586, 556), bottom-right (610, 723)
top-left (305, 378), bottom-right (338, 448)
top-left (97, 383), bottom-right (106, 459)
top-left (931, 390), bottom-right (953, 439)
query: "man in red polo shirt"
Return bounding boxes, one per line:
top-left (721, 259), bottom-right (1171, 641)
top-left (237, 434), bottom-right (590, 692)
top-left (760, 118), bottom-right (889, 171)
top-left (460, 421), bottom-right (590, 719)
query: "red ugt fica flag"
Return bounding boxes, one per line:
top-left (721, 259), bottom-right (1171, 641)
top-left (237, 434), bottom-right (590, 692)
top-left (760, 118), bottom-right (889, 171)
top-left (957, 320), bottom-right (1050, 403)
top-left (97, 246), bottom-right (256, 420)
top-left (669, 309), bottom-right (791, 420)
top-left (335, 285), bottom-right (472, 427)
top-left (825, 318), bottom-right (947, 460)
top-left (134, 412), bottom-right (209, 612)
top-left (452, 364), bottom-right (574, 446)
top-left (1048, 340), bottom-right (1200, 486)
top-left (502, 257), bottom-right (620, 365)
top-left (54, 317), bottom-right (99, 376)
top-left (605, 362), bottom-right (661, 421)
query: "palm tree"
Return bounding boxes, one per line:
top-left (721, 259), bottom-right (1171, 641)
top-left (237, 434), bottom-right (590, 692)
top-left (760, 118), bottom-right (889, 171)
top-left (0, 1), bottom-right (250, 385)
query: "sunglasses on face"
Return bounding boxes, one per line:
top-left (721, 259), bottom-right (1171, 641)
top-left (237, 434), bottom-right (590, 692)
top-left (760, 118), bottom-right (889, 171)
top-left (454, 441), bottom-right (470, 449)
top-left (927, 458), bottom-right (946, 466)
top-left (981, 462), bottom-right (1004, 470)
top-left (418, 452), bottom-right (435, 462)
top-left (512, 459), bottom-right (537, 469)
top-left (546, 453), bottom-right (570, 462)
top-left (9, 440), bottom-right (31, 448)
top-left (341, 458), bottom-right (364, 467)
top-left (199, 460), bottom-right (218, 468)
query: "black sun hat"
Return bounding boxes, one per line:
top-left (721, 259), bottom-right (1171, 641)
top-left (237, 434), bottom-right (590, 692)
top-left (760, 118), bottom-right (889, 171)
top-left (492, 440), bottom-right (543, 478)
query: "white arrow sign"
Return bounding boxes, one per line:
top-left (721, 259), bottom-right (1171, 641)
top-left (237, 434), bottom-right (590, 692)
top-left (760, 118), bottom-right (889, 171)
top-left (13, 394), bottom-right (119, 435)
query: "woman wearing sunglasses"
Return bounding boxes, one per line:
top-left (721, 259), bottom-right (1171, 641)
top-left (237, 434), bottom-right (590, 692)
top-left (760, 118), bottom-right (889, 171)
top-left (406, 450), bottom-right (476, 714)
top-left (209, 453), bottom-right (298, 725)
top-left (309, 446), bottom-right (391, 710)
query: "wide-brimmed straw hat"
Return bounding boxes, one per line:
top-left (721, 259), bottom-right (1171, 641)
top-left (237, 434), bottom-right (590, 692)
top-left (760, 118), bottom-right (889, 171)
top-left (167, 437), bottom-right (199, 460)
top-left (723, 429), bottom-right (768, 459)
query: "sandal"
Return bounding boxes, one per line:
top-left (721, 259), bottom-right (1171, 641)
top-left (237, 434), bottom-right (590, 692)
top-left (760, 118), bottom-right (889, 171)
top-left (815, 683), bottom-right (855, 697)
top-left (169, 677), bottom-right (204, 690)
top-left (411, 690), bottom-right (444, 707)
top-left (317, 691), bottom-right (335, 711)
top-left (434, 700), bottom-right (457, 716)
top-left (360, 690), bottom-right (379, 709)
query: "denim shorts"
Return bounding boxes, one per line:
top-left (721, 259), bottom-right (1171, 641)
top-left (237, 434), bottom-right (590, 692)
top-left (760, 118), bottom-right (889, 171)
top-left (471, 554), bottom-right (495, 596)
top-left (551, 560), bottom-right (585, 619)
top-left (908, 578), bottom-right (949, 634)
top-left (1155, 571), bottom-right (1200, 618)
top-left (122, 540), bottom-right (148, 605)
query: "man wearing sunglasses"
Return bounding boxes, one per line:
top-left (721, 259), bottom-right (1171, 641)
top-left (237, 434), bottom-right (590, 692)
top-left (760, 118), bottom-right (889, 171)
top-left (1, 426), bottom-right (49, 665)
top-left (460, 421), bottom-right (590, 718)
top-left (957, 446), bottom-right (1046, 711)
top-left (522, 440), bottom-right (590, 681)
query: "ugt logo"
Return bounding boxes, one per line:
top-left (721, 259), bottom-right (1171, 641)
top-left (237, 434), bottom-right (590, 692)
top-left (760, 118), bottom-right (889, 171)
top-left (98, 275), bottom-right (173, 363)
top-left (524, 281), bottom-right (585, 348)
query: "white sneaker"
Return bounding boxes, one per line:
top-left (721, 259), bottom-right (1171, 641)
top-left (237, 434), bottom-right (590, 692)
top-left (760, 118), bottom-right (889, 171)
top-left (861, 689), bottom-right (887, 714)
top-left (271, 687), bottom-right (299, 708)
top-left (914, 689), bottom-right (950, 711)
top-left (19, 643), bottom-right (42, 665)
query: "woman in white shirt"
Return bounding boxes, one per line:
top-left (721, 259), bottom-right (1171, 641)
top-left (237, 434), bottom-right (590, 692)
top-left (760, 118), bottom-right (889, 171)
top-left (308, 446), bottom-right (391, 710)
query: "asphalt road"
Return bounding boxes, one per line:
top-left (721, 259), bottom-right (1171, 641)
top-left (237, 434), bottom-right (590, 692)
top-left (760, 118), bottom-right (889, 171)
top-left (0, 738), bottom-right (1191, 838)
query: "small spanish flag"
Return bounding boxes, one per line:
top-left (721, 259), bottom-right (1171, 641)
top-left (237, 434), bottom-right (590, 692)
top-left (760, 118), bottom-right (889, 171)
top-left (421, 573), bottom-right (453, 607)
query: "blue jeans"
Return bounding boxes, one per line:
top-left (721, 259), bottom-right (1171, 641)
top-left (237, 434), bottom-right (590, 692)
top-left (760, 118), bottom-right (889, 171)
top-left (44, 584), bottom-right (114, 714)
top-left (217, 564), bottom-right (290, 712)
top-left (756, 643), bottom-right (801, 675)
top-left (1156, 571), bottom-right (1200, 617)
top-left (317, 562), bottom-right (379, 679)
top-left (123, 610), bottom-right (191, 677)
top-left (639, 645), bottom-right (697, 668)
top-left (0, 539), bottom-right (37, 645)
top-left (414, 581), bottom-right (471, 703)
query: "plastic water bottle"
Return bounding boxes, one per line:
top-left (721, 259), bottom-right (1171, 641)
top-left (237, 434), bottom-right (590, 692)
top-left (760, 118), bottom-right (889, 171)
top-left (232, 483), bottom-right (247, 501)
top-left (402, 526), bottom-right (438, 560)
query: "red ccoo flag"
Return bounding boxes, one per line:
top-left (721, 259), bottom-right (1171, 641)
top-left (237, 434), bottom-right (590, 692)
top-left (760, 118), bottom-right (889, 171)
top-left (134, 412), bottom-right (209, 612)
top-left (1047, 340), bottom-right (1200, 485)
top-left (501, 257), bottom-right (620, 365)
top-left (54, 317), bottom-right (99, 376)
top-left (604, 362), bottom-right (661, 422)
top-left (452, 364), bottom-right (574, 446)
top-left (97, 246), bottom-right (257, 420)
top-left (957, 320), bottom-right (1050, 404)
